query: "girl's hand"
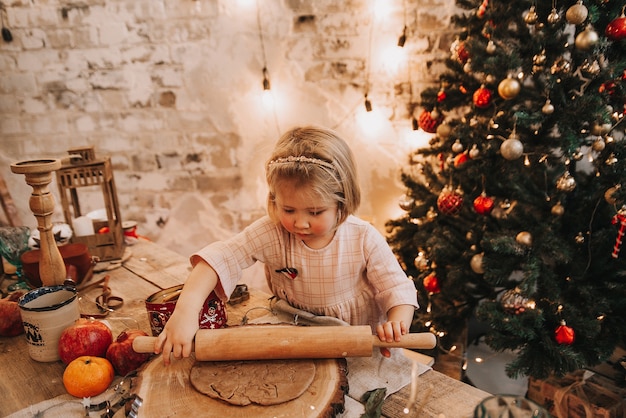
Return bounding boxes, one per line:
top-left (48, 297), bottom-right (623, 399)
top-left (376, 320), bottom-right (408, 358)
top-left (376, 304), bottom-right (415, 357)
top-left (153, 260), bottom-right (220, 365)
top-left (154, 309), bottom-right (199, 365)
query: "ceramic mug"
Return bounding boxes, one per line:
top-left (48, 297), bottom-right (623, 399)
top-left (145, 284), bottom-right (227, 337)
top-left (18, 285), bottom-right (80, 362)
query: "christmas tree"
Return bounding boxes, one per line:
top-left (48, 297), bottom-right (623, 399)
top-left (386, 0), bottom-right (626, 379)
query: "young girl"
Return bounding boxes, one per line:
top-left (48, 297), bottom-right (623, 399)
top-left (155, 126), bottom-right (418, 364)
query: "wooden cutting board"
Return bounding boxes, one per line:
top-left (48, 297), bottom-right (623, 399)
top-left (134, 354), bottom-right (348, 417)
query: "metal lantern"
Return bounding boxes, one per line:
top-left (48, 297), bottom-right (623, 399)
top-left (56, 147), bottom-right (125, 261)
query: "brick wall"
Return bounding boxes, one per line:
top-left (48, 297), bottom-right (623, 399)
top-left (0, 0), bottom-right (457, 258)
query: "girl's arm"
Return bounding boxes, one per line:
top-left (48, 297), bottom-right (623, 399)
top-left (376, 304), bottom-right (416, 357)
top-left (153, 260), bottom-right (218, 365)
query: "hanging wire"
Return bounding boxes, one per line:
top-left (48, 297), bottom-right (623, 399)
top-left (363, 0), bottom-right (375, 112)
top-left (255, 0), bottom-right (280, 135)
top-left (397, 0), bottom-right (407, 47)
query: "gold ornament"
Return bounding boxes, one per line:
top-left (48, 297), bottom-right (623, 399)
top-left (592, 138), bottom-right (606, 152)
top-left (575, 26), bottom-right (599, 51)
top-left (575, 232), bottom-right (585, 245)
top-left (547, 8), bottom-right (560, 24)
top-left (498, 76), bottom-right (521, 100)
top-left (436, 123), bottom-right (452, 139)
top-left (470, 253), bottom-right (485, 274)
top-left (501, 287), bottom-right (535, 314)
top-left (542, 99), bottom-right (554, 114)
top-left (551, 57), bottom-right (571, 74)
top-left (516, 231), bottom-right (533, 246)
top-left (532, 50), bottom-right (547, 73)
top-left (565, 0), bottom-right (588, 25)
top-left (524, 6), bottom-right (538, 25)
top-left (551, 202), bottom-right (565, 216)
top-left (556, 171), bottom-right (576, 192)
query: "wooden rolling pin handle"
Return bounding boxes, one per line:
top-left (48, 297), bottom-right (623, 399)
top-left (373, 332), bottom-right (436, 349)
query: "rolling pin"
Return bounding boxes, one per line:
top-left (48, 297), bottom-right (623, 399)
top-left (132, 325), bottom-right (437, 361)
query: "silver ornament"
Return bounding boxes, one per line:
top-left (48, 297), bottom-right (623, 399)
top-left (399, 194), bottom-right (415, 211)
top-left (500, 136), bottom-right (524, 160)
top-left (414, 251), bottom-right (429, 271)
top-left (469, 144), bottom-right (480, 159)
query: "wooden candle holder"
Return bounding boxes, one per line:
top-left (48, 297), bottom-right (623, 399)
top-left (10, 159), bottom-right (67, 287)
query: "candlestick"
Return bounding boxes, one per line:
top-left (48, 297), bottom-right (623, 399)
top-left (10, 159), bottom-right (67, 286)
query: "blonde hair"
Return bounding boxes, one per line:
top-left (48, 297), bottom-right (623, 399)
top-left (265, 126), bottom-right (361, 225)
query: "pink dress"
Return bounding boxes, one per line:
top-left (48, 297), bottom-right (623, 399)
top-left (192, 215), bottom-right (418, 331)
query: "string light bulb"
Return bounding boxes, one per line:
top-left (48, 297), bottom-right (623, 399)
top-left (262, 67), bottom-right (271, 90)
top-left (397, 25), bottom-right (407, 47)
top-left (364, 93), bottom-right (372, 112)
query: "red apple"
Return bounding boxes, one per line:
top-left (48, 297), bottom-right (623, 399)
top-left (106, 329), bottom-right (151, 376)
top-left (58, 318), bottom-right (113, 365)
top-left (0, 291), bottom-right (25, 337)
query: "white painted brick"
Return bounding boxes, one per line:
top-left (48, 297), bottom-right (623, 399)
top-left (98, 21), bottom-right (129, 46)
top-left (21, 28), bottom-right (47, 50)
top-left (0, 117), bottom-right (22, 135)
top-left (22, 97), bottom-right (49, 114)
top-left (0, 73), bottom-right (37, 95)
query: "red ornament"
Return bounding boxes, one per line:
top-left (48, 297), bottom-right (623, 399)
top-left (454, 152), bottom-right (469, 167)
top-left (423, 272), bottom-right (441, 294)
top-left (599, 80), bottom-right (617, 96)
top-left (457, 42), bottom-right (469, 64)
top-left (437, 187), bottom-right (464, 215)
top-left (437, 89), bottom-right (447, 102)
top-left (555, 320), bottom-right (575, 345)
top-left (418, 109), bottom-right (444, 133)
top-left (473, 193), bottom-right (495, 215)
top-left (473, 86), bottom-right (492, 108)
top-left (606, 9), bottom-right (626, 41)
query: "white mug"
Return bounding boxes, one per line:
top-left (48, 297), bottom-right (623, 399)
top-left (18, 285), bottom-right (80, 362)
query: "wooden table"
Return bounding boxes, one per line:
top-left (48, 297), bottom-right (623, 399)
top-left (0, 239), bottom-right (490, 417)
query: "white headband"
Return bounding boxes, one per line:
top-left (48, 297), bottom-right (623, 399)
top-left (268, 155), bottom-right (335, 171)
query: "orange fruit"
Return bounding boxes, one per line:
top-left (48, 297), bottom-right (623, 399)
top-left (62, 356), bottom-right (115, 398)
